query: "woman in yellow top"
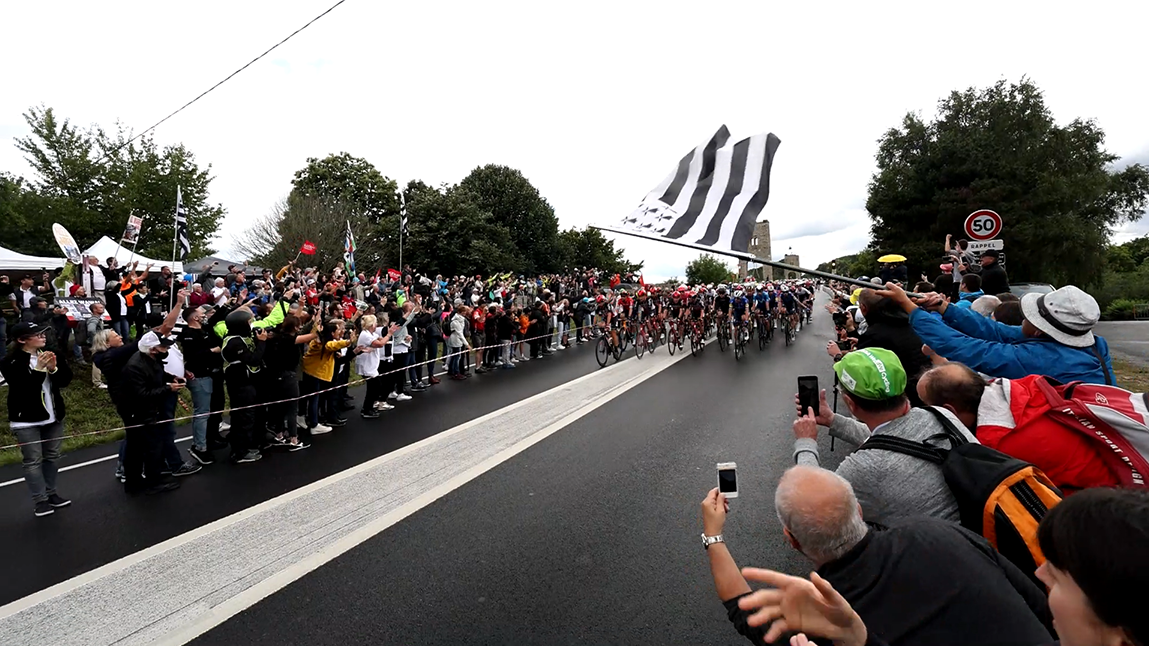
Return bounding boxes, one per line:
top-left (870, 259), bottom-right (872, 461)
top-left (301, 319), bottom-right (352, 435)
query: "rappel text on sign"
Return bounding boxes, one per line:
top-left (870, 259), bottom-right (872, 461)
top-left (967, 239), bottom-right (1004, 252)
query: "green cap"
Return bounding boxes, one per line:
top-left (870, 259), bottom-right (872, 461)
top-left (833, 348), bottom-right (906, 400)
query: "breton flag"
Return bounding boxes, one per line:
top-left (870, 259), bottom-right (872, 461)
top-left (174, 185), bottom-right (191, 263)
top-left (612, 126), bottom-right (780, 256)
top-left (399, 192), bottom-right (409, 237)
top-left (344, 220), bottom-right (357, 274)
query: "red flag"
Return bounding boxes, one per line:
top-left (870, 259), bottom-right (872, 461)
top-left (387, 268), bottom-right (401, 282)
top-left (639, 274), bottom-right (646, 288)
top-left (374, 268), bottom-right (381, 284)
top-left (300, 240), bottom-right (317, 255)
top-left (610, 274), bottom-right (621, 288)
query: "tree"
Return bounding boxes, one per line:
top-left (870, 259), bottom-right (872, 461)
top-left (866, 79), bottom-right (1149, 287)
top-left (554, 226), bottom-right (642, 275)
top-left (686, 253), bottom-right (733, 285)
top-left (458, 165), bottom-right (559, 274)
top-left (234, 195), bottom-right (387, 273)
top-left (401, 185), bottom-right (523, 277)
top-left (7, 105), bottom-right (222, 260)
top-left (291, 152), bottom-right (401, 223)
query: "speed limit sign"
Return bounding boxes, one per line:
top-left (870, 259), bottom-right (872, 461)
top-left (964, 209), bottom-right (1002, 241)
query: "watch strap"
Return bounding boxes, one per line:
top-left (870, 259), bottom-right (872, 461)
top-left (701, 533), bottom-right (724, 549)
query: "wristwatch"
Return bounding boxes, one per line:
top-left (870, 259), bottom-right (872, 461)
top-left (701, 533), bottom-right (724, 550)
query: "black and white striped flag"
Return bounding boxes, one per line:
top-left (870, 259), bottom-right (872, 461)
top-left (399, 192), bottom-right (409, 237)
top-left (175, 185), bottom-right (190, 263)
top-left (617, 126), bottom-right (780, 254)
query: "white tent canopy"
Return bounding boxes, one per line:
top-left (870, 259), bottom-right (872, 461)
top-left (0, 245), bottom-right (66, 272)
top-left (83, 236), bottom-right (184, 274)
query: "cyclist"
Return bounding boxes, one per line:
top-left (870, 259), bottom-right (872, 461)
top-left (713, 284), bottom-right (731, 336)
top-left (753, 283), bottom-right (772, 342)
top-left (796, 282), bottom-right (814, 325)
top-left (780, 284), bottom-right (799, 335)
top-left (731, 287), bottom-right (750, 343)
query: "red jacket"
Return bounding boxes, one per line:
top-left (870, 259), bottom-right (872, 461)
top-left (976, 375), bottom-right (1120, 492)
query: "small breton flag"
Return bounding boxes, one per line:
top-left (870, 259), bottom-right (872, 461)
top-left (175, 186), bottom-right (191, 263)
top-left (399, 192), bottom-right (409, 237)
top-left (617, 126), bottom-right (780, 254)
top-left (344, 220), bottom-right (357, 274)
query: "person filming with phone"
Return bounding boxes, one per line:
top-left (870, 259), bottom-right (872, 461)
top-left (119, 331), bottom-right (185, 495)
top-left (792, 347), bottom-right (976, 526)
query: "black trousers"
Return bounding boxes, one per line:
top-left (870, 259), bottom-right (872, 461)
top-left (123, 422), bottom-right (164, 490)
top-left (362, 375), bottom-right (386, 413)
top-left (227, 383), bottom-right (258, 458)
top-left (268, 370), bottom-right (300, 437)
top-left (390, 353), bottom-right (408, 394)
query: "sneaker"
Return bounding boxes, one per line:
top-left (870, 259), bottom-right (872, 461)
top-left (387, 392), bottom-right (398, 400)
top-left (510, 358), bottom-right (519, 363)
top-left (377, 402), bottom-right (395, 410)
top-left (519, 356), bottom-right (530, 362)
top-left (172, 462), bottom-right (203, 477)
top-left (233, 450), bottom-right (262, 464)
top-left (322, 418), bottom-right (347, 427)
top-left (288, 441), bottom-right (310, 452)
top-left (114, 464), bottom-right (125, 483)
top-left (34, 501), bottom-right (55, 517)
top-left (189, 447), bottom-right (215, 465)
top-left (219, 422), bottom-right (231, 433)
top-left (97, 383), bottom-right (108, 389)
top-left (47, 493), bottom-right (71, 508)
top-left (395, 393), bottom-right (413, 402)
top-left (311, 423), bottom-right (333, 435)
top-left (410, 383), bottom-right (428, 392)
top-left (296, 415), bottom-right (307, 429)
top-left (361, 410), bottom-right (380, 419)
top-left (500, 362), bottom-right (517, 369)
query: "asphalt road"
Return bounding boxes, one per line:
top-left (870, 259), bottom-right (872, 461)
top-left (192, 311), bottom-right (845, 646)
top-left (0, 338), bottom-right (607, 605)
top-left (1094, 320), bottom-right (1149, 368)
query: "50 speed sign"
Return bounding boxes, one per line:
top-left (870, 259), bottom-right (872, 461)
top-left (964, 209), bottom-right (1002, 241)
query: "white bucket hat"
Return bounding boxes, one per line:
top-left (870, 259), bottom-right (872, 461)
top-left (1020, 286), bottom-right (1099, 348)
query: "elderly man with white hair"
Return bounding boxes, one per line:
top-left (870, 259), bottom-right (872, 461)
top-left (210, 277), bottom-right (229, 307)
top-left (701, 465), bottom-right (1052, 646)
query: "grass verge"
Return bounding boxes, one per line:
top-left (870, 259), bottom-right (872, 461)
top-left (1113, 359), bottom-right (1149, 392)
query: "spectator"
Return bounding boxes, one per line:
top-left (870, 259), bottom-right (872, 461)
top-left (969, 294), bottom-right (1001, 317)
top-left (824, 289), bottom-right (931, 407)
top-left (220, 308), bottom-right (268, 463)
top-left (188, 283), bottom-right (211, 308)
top-left (978, 249), bottom-right (1009, 295)
top-left (301, 319), bottom-right (353, 433)
top-left (211, 278), bottom-right (229, 307)
top-left (496, 304), bottom-right (516, 369)
top-left (952, 273), bottom-right (984, 309)
top-left (880, 282), bottom-right (1114, 385)
top-left (0, 322), bottom-right (74, 517)
top-left (265, 312), bottom-right (317, 449)
top-left (118, 333), bottom-right (183, 495)
top-left (355, 314), bottom-right (398, 418)
top-left (993, 299), bottom-right (1023, 325)
top-left (386, 302), bottom-right (416, 399)
top-left (792, 348), bottom-right (976, 525)
top-left (705, 465), bottom-right (1052, 646)
top-left (86, 302), bottom-right (107, 387)
top-left (916, 363), bottom-right (1124, 491)
top-left (731, 487), bottom-right (1148, 646)
top-left (446, 304), bottom-right (471, 380)
top-left (9, 272), bottom-right (52, 313)
top-left (178, 306), bottom-right (224, 465)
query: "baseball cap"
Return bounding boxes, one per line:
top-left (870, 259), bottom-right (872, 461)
top-left (11, 322), bottom-right (49, 340)
top-left (138, 331), bottom-right (175, 354)
top-left (833, 348), bottom-right (906, 400)
top-left (980, 249), bottom-right (1000, 259)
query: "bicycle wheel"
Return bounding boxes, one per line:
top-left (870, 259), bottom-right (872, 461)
top-left (758, 318), bottom-right (768, 350)
top-left (785, 320), bottom-right (793, 346)
top-left (618, 327), bottom-right (629, 353)
top-left (718, 324), bottom-right (728, 352)
top-left (635, 329), bottom-right (646, 359)
top-left (690, 330), bottom-right (700, 356)
top-left (735, 328), bottom-right (745, 361)
top-left (667, 325), bottom-right (678, 355)
top-left (595, 336), bottom-right (611, 368)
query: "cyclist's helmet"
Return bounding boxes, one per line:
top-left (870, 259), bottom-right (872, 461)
top-left (636, 289), bottom-right (647, 298)
top-left (595, 295), bottom-right (605, 304)
top-left (781, 285), bottom-right (790, 292)
top-left (733, 288), bottom-right (744, 298)
top-left (619, 288), bottom-right (628, 295)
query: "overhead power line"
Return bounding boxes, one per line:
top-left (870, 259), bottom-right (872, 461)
top-left (103, 0), bottom-right (350, 159)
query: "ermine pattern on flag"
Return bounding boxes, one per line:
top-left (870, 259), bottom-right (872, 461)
top-left (175, 186), bottom-right (191, 262)
top-left (400, 193), bottom-right (409, 237)
top-left (619, 126), bottom-right (780, 254)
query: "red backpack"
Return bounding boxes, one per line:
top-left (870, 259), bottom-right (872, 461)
top-left (1033, 378), bottom-right (1149, 488)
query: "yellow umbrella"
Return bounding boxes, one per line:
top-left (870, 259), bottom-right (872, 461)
top-left (878, 254), bottom-right (907, 263)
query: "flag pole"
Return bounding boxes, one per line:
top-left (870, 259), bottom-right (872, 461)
top-left (170, 186), bottom-right (182, 311)
top-left (590, 225), bottom-right (910, 293)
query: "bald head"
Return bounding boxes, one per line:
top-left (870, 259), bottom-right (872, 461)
top-left (774, 465), bottom-right (868, 565)
top-left (916, 363), bottom-right (985, 429)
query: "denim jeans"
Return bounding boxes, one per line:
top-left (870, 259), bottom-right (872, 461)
top-left (447, 345), bottom-right (463, 375)
top-left (301, 373), bottom-right (323, 429)
top-left (14, 421), bottom-right (64, 503)
top-left (187, 376), bottom-right (213, 451)
top-left (111, 317), bottom-right (131, 339)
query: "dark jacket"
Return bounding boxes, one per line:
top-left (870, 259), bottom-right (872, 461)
top-left (177, 325), bottom-right (223, 378)
top-left (979, 261), bottom-right (1010, 296)
top-left (725, 519), bottom-right (1053, 646)
top-left (94, 342), bottom-right (139, 407)
top-left (0, 349), bottom-right (73, 424)
top-left (496, 311), bottom-right (515, 340)
top-left (854, 307), bottom-right (932, 406)
top-left (119, 351), bottom-right (175, 424)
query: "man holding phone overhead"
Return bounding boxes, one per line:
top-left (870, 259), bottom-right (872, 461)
top-left (790, 348), bottom-right (977, 526)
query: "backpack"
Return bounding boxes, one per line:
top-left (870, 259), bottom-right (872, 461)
top-left (1033, 377), bottom-right (1149, 488)
top-left (858, 407), bottom-right (1062, 578)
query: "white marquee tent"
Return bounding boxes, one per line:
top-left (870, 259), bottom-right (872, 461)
top-left (83, 236), bottom-right (184, 274)
top-left (0, 245), bottom-right (66, 272)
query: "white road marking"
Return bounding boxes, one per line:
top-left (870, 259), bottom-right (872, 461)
top-left (0, 343), bottom-right (701, 646)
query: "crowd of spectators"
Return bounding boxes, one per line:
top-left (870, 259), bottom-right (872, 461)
top-left (3, 256), bottom-right (633, 506)
top-left (700, 232), bottom-right (1148, 645)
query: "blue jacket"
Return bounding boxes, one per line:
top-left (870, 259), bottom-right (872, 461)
top-left (953, 290), bottom-right (984, 310)
top-left (908, 305), bottom-right (1114, 384)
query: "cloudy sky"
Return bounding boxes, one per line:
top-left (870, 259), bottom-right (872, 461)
top-left (2, 1), bottom-right (1146, 280)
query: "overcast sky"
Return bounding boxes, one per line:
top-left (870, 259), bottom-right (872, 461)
top-left (2, 1), bottom-right (1146, 280)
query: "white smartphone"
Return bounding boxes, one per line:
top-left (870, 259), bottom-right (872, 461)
top-left (717, 462), bottom-right (738, 499)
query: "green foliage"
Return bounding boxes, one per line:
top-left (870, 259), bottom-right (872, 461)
top-left (3, 105), bottom-right (222, 259)
top-left (1102, 298), bottom-right (1139, 321)
top-left (818, 251), bottom-right (879, 279)
top-left (866, 79), bottom-right (1149, 287)
top-left (458, 165), bottom-right (560, 274)
top-left (554, 226), bottom-right (641, 275)
top-left (291, 152), bottom-right (401, 223)
top-left (236, 194), bottom-right (387, 273)
top-left (686, 254), bottom-right (733, 285)
top-left (403, 184), bottom-right (523, 277)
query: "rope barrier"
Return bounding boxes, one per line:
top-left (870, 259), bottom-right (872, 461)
top-left (1, 322), bottom-right (609, 451)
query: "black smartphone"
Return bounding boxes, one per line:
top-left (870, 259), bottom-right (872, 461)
top-left (798, 376), bottom-right (819, 417)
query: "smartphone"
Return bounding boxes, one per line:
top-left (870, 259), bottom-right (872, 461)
top-left (717, 462), bottom-right (738, 499)
top-left (798, 375), bottom-right (819, 417)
